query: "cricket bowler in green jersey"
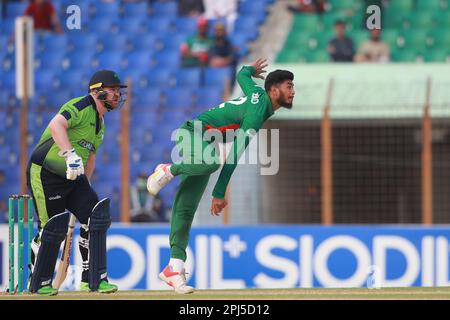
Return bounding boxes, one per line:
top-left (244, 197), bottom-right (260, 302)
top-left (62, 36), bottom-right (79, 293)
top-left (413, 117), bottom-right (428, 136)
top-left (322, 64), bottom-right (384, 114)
top-left (147, 58), bottom-right (295, 293)
top-left (26, 70), bottom-right (126, 295)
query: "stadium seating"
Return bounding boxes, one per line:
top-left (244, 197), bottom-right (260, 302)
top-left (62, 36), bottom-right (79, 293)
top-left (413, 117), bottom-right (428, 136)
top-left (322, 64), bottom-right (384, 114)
top-left (65, 50), bottom-right (95, 70)
top-left (133, 88), bottom-right (162, 111)
top-left (94, 51), bottom-right (125, 71)
top-left (153, 51), bottom-right (180, 68)
top-left (5, 2), bottom-right (28, 18)
top-left (277, 0), bottom-right (450, 63)
top-left (123, 2), bottom-right (149, 18)
top-left (131, 34), bottom-right (161, 51)
top-left (175, 68), bottom-right (202, 88)
top-left (100, 34), bottom-right (130, 52)
top-left (152, 1), bottom-right (178, 16)
top-left (175, 17), bottom-right (198, 35)
top-left (0, 0), bottom-right (271, 221)
top-left (144, 68), bottom-right (175, 88)
top-left (91, 1), bottom-right (120, 19)
top-left (36, 51), bottom-right (65, 70)
top-left (204, 67), bottom-right (232, 88)
top-left (40, 34), bottom-right (69, 52)
top-left (117, 18), bottom-right (146, 34)
top-left (233, 16), bottom-right (260, 41)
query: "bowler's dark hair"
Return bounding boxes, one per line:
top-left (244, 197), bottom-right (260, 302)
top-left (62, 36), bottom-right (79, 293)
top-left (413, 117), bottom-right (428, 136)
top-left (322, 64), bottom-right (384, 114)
top-left (264, 70), bottom-right (294, 92)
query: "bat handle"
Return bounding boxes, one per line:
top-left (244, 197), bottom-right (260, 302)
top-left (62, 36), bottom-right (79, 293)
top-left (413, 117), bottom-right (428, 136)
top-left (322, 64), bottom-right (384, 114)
top-left (68, 214), bottom-right (76, 229)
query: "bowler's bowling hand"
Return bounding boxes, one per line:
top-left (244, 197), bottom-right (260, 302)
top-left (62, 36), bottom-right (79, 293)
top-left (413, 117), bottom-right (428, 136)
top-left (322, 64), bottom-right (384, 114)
top-left (210, 198), bottom-right (228, 216)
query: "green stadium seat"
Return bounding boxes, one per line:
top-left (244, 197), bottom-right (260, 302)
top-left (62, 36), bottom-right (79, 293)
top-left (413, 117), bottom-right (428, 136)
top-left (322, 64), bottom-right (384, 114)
top-left (406, 12), bottom-right (438, 29)
top-left (308, 31), bottom-right (334, 50)
top-left (284, 32), bottom-right (314, 50)
top-left (416, 0), bottom-right (448, 11)
top-left (321, 12), bottom-right (363, 31)
top-left (392, 49), bottom-right (420, 62)
top-left (388, 46), bottom-right (400, 59)
top-left (350, 14), bottom-right (365, 29)
top-left (383, 10), bottom-right (407, 29)
top-left (276, 50), bottom-right (301, 63)
top-left (381, 29), bottom-right (400, 49)
top-left (388, 0), bottom-right (414, 11)
top-left (328, 0), bottom-right (361, 11)
top-left (321, 12), bottom-right (349, 30)
top-left (399, 30), bottom-right (429, 50)
top-left (384, 0), bottom-right (419, 29)
top-left (423, 49), bottom-right (449, 62)
top-left (429, 29), bottom-right (450, 47)
top-left (305, 50), bottom-right (329, 63)
top-left (437, 12), bottom-right (450, 28)
top-left (293, 15), bottom-right (321, 33)
top-left (351, 30), bottom-right (370, 50)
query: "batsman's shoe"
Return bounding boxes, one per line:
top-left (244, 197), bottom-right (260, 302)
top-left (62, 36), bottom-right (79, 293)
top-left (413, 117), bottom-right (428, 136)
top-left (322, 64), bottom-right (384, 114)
top-left (79, 282), bottom-right (89, 292)
top-left (80, 280), bottom-right (118, 293)
top-left (36, 286), bottom-right (58, 296)
top-left (98, 280), bottom-right (118, 293)
top-left (147, 164), bottom-right (174, 196)
top-left (159, 265), bottom-right (194, 294)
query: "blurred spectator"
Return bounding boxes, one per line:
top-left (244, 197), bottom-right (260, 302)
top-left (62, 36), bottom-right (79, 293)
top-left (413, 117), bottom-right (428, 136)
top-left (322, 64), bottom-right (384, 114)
top-left (288, 0), bottom-right (326, 14)
top-left (354, 29), bottom-right (390, 62)
top-left (209, 22), bottom-right (235, 68)
top-left (24, 0), bottom-right (62, 33)
top-left (180, 17), bottom-right (213, 68)
top-left (203, 0), bottom-right (237, 33)
top-left (327, 20), bottom-right (355, 62)
top-left (178, 0), bottom-right (204, 17)
top-left (130, 173), bottom-right (164, 222)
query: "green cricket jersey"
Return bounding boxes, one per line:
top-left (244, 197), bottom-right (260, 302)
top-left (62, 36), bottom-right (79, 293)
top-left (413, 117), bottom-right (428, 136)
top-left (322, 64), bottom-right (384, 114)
top-left (30, 95), bottom-right (105, 178)
top-left (197, 65), bottom-right (274, 198)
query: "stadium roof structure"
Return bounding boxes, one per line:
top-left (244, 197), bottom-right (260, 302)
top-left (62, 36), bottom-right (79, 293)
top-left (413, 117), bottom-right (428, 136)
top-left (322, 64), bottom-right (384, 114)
top-left (239, 64), bottom-right (450, 120)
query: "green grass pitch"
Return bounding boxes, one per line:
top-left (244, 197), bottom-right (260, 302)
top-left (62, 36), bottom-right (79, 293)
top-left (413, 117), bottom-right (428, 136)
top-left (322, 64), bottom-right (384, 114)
top-left (1, 287), bottom-right (450, 300)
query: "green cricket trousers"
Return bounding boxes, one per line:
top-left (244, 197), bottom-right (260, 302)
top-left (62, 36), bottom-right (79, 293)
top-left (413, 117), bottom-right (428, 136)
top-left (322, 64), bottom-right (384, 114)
top-left (168, 120), bottom-right (221, 261)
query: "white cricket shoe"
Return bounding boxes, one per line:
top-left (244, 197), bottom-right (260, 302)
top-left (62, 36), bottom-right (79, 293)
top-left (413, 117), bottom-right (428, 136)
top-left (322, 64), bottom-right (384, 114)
top-left (147, 164), bottom-right (173, 196)
top-left (159, 265), bottom-right (194, 294)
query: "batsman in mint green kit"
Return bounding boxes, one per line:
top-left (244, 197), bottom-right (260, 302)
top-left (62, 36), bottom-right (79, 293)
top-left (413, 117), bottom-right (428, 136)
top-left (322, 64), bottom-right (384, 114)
top-left (27, 70), bottom-right (126, 295)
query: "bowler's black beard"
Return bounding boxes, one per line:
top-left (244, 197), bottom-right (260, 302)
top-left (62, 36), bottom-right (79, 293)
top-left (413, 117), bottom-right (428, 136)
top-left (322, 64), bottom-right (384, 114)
top-left (280, 99), bottom-right (293, 109)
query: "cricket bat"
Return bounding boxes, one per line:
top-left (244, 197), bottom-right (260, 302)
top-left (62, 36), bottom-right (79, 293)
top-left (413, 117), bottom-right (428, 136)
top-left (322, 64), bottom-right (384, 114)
top-left (53, 213), bottom-right (76, 289)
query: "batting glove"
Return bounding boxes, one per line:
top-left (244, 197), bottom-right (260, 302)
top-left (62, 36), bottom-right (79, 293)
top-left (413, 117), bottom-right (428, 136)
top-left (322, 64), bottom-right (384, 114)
top-left (59, 148), bottom-right (84, 180)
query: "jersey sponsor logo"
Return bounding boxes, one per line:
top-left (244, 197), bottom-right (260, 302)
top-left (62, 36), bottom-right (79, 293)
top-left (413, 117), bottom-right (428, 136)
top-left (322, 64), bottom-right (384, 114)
top-left (78, 139), bottom-right (95, 152)
top-left (218, 96), bottom-right (247, 109)
top-left (251, 93), bottom-right (260, 104)
top-left (49, 195), bottom-right (62, 201)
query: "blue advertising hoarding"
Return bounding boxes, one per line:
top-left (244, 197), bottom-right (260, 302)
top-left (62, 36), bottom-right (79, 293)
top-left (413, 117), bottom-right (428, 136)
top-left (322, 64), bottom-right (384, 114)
top-left (1, 225), bottom-right (450, 290)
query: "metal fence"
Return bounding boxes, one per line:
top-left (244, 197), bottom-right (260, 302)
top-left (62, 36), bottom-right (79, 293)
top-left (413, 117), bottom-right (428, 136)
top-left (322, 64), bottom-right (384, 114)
top-left (260, 116), bottom-right (450, 224)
